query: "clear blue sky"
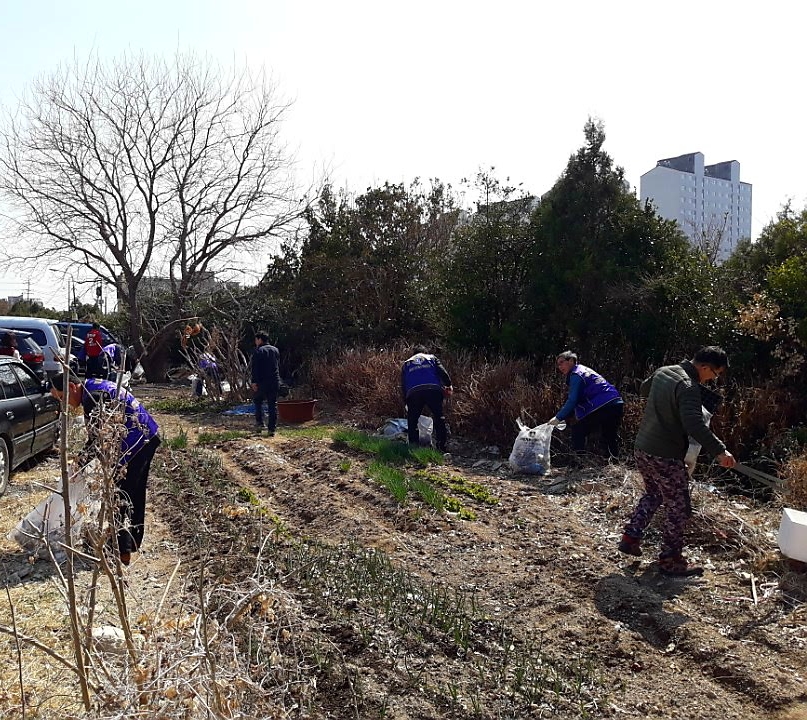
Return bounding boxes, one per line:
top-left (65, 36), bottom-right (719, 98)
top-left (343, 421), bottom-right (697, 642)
top-left (1, 0), bottom-right (804, 308)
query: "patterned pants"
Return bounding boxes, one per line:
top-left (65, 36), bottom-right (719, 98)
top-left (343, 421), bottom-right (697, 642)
top-left (624, 449), bottom-right (692, 558)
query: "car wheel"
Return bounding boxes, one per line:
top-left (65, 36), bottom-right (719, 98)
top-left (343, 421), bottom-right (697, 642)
top-left (0, 437), bottom-right (10, 497)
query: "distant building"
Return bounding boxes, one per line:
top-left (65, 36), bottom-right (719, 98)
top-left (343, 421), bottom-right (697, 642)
top-left (458, 195), bottom-right (541, 226)
top-left (640, 152), bottom-right (752, 263)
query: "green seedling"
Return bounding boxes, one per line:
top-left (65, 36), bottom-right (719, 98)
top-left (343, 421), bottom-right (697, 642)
top-left (368, 461), bottom-right (408, 502)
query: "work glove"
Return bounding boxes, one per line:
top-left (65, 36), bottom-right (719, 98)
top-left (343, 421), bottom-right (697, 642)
top-left (546, 417), bottom-right (562, 427)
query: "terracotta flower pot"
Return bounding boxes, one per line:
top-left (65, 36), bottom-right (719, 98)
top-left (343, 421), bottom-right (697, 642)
top-left (277, 399), bottom-right (318, 423)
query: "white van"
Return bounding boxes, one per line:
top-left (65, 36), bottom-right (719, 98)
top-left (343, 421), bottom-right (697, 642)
top-left (0, 317), bottom-right (71, 377)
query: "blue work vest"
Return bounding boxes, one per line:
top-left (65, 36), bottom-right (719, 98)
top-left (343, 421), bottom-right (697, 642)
top-left (568, 364), bottom-right (621, 420)
top-left (402, 353), bottom-right (443, 396)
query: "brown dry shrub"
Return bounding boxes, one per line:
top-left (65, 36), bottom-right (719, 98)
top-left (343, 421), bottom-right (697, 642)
top-left (449, 354), bottom-right (561, 445)
top-left (311, 345), bottom-right (407, 427)
top-left (781, 452), bottom-right (807, 511)
top-left (313, 346), bottom-right (567, 447)
top-left (712, 384), bottom-right (807, 460)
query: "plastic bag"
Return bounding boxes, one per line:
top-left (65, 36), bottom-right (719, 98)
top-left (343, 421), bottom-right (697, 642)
top-left (376, 416), bottom-right (433, 445)
top-left (190, 375), bottom-right (205, 396)
top-left (9, 464), bottom-right (99, 559)
top-left (378, 418), bottom-right (408, 440)
top-left (508, 419), bottom-right (560, 475)
top-left (684, 406), bottom-right (713, 477)
top-left (417, 416), bottom-right (433, 446)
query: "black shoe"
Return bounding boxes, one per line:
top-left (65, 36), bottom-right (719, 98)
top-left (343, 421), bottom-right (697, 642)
top-left (267, 429), bottom-right (275, 437)
top-left (618, 534), bottom-right (642, 557)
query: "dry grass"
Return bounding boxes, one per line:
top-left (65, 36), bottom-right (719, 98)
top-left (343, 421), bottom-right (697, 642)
top-left (713, 384), bottom-right (807, 460)
top-left (781, 452), bottom-right (807, 511)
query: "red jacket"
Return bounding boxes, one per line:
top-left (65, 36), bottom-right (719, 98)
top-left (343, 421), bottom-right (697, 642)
top-left (85, 328), bottom-right (104, 358)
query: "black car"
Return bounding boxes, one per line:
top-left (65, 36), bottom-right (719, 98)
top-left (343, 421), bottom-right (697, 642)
top-left (0, 357), bottom-right (60, 496)
top-left (0, 328), bottom-right (47, 380)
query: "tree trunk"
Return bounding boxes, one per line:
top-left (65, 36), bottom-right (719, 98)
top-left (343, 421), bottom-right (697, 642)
top-left (139, 346), bottom-right (172, 383)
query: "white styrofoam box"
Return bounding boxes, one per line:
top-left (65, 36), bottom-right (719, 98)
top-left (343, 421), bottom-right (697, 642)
top-left (778, 508), bottom-right (807, 563)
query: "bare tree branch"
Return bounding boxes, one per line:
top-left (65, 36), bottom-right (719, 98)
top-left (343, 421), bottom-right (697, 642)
top-left (0, 52), bottom-right (309, 380)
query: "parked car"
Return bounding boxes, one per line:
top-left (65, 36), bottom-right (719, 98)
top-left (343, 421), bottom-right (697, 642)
top-left (0, 316), bottom-right (72, 377)
top-left (0, 356), bottom-right (60, 496)
top-left (0, 328), bottom-right (47, 380)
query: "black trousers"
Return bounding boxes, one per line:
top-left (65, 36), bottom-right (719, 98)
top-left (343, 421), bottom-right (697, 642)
top-left (406, 387), bottom-right (448, 451)
top-left (254, 385), bottom-right (278, 431)
top-left (86, 353), bottom-right (106, 378)
top-left (571, 401), bottom-right (624, 458)
top-left (117, 435), bottom-right (161, 554)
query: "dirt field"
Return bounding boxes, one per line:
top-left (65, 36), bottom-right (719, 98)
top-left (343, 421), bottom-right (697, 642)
top-left (1, 384), bottom-right (806, 719)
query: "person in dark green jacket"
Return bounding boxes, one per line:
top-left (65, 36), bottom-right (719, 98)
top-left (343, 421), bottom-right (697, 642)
top-left (618, 346), bottom-right (736, 576)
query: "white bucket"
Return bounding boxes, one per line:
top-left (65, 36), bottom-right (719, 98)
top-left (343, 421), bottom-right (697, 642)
top-left (778, 507), bottom-right (807, 563)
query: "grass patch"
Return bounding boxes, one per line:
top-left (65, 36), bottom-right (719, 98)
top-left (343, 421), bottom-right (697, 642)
top-left (409, 476), bottom-right (444, 511)
top-left (237, 486), bottom-right (261, 505)
top-left (149, 396), bottom-right (229, 414)
top-left (333, 429), bottom-right (481, 518)
top-left (333, 428), bottom-right (443, 466)
top-left (164, 428), bottom-right (189, 449)
top-left (333, 428), bottom-right (412, 463)
top-left (197, 429), bottom-right (252, 445)
top-left (338, 460), bottom-right (352, 473)
top-left (368, 461), bottom-right (408, 502)
top-left (410, 446), bottom-right (445, 467)
top-left (280, 425), bottom-right (340, 440)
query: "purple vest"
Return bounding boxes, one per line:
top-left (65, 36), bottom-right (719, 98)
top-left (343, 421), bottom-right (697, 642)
top-left (569, 364), bottom-right (621, 420)
top-left (402, 353), bottom-right (442, 396)
top-left (83, 378), bottom-right (159, 464)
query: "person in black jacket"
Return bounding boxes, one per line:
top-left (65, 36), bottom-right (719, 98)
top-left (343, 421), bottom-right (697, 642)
top-left (251, 331), bottom-right (281, 436)
top-left (401, 345), bottom-right (453, 452)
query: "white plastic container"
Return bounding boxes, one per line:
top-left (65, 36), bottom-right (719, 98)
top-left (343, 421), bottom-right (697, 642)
top-left (778, 508), bottom-right (807, 562)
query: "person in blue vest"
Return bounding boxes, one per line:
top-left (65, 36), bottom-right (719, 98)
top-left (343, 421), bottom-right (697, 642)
top-left (102, 342), bottom-right (123, 379)
top-left (195, 350), bottom-right (221, 399)
top-left (548, 351), bottom-right (624, 458)
top-left (401, 345), bottom-right (453, 452)
top-left (50, 373), bottom-right (161, 566)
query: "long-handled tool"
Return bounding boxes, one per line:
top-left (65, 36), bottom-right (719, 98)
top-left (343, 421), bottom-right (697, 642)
top-left (732, 463), bottom-right (782, 489)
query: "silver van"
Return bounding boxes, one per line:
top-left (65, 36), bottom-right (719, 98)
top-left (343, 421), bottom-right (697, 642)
top-left (0, 316), bottom-right (71, 377)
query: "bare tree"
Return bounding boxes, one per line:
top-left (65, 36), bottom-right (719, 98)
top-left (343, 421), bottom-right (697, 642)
top-left (0, 53), bottom-right (307, 380)
top-left (686, 210), bottom-right (730, 266)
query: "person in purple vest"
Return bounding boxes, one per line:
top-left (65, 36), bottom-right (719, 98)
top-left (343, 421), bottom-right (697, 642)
top-left (548, 350), bottom-right (624, 459)
top-left (401, 345), bottom-right (453, 452)
top-left (50, 373), bottom-right (161, 566)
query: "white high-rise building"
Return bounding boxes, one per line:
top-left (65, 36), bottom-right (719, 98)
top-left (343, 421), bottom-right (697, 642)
top-left (640, 152), bottom-right (752, 263)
